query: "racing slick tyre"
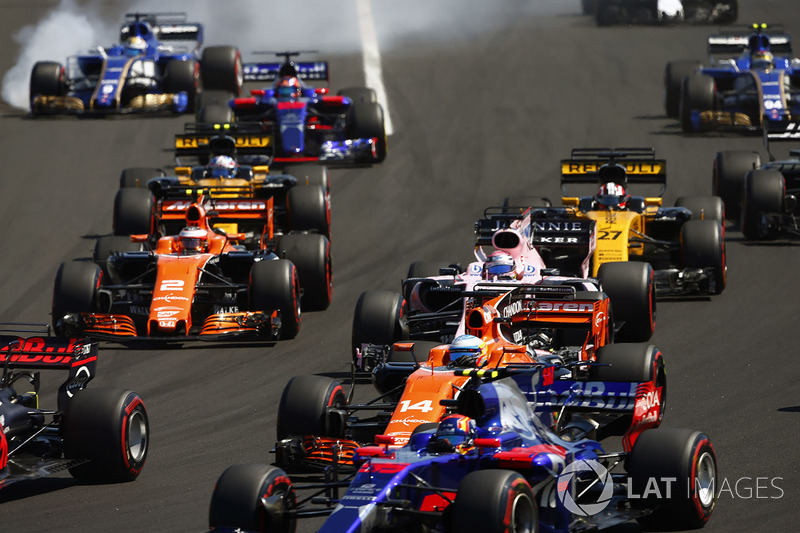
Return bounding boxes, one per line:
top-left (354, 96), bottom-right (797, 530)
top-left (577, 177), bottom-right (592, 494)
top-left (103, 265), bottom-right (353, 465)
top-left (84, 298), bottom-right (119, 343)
top-left (287, 164), bottom-right (330, 197)
top-left (287, 184), bottom-right (330, 237)
top-left (196, 103), bottom-right (234, 124)
top-left (249, 259), bottom-right (301, 340)
top-left (338, 87), bottom-right (377, 104)
top-left (680, 74), bottom-right (715, 133)
top-left (675, 195), bottom-right (724, 222)
top-left (200, 46), bottom-right (243, 95)
top-left (352, 290), bottom-right (406, 369)
top-left (196, 89), bottom-right (234, 111)
top-left (119, 167), bottom-right (164, 189)
top-left (349, 101), bottom-right (387, 162)
top-left (406, 261), bottom-right (453, 279)
top-left (597, 262), bottom-right (655, 343)
top-left (93, 236), bottom-right (143, 263)
top-left (627, 428), bottom-right (717, 529)
top-left (164, 58), bottom-right (199, 112)
top-left (278, 233), bottom-right (332, 311)
top-left (451, 470), bottom-right (538, 533)
top-left (209, 464), bottom-right (297, 533)
top-left (276, 374), bottom-right (346, 440)
top-left (713, 150), bottom-right (761, 221)
top-left (501, 195), bottom-right (551, 215)
top-left (113, 188), bottom-right (154, 236)
top-left (63, 388), bottom-right (148, 483)
top-left (591, 344), bottom-right (666, 423)
top-left (681, 220), bottom-right (726, 294)
top-left (664, 60), bottom-right (701, 118)
top-left (52, 261), bottom-right (101, 335)
top-left (29, 61), bottom-right (64, 112)
top-left (741, 169), bottom-right (784, 241)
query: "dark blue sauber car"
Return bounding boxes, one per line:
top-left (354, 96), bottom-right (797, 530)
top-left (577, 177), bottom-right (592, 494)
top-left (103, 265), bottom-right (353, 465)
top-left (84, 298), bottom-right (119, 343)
top-left (665, 24), bottom-right (800, 132)
top-left (208, 358), bottom-right (717, 532)
top-left (29, 12), bottom-right (242, 115)
top-left (203, 51), bottom-right (386, 167)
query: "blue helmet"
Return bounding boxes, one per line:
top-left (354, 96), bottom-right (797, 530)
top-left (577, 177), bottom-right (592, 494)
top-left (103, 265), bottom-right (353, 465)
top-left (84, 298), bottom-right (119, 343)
top-left (484, 250), bottom-right (515, 278)
top-left (435, 414), bottom-right (476, 448)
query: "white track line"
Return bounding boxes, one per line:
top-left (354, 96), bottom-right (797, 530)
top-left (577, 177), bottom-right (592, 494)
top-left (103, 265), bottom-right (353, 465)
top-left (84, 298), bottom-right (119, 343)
top-left (356, 0), bottom-right (394, 135)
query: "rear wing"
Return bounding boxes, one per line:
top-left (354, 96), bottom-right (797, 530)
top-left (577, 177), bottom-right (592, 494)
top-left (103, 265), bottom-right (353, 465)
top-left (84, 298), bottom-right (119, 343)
top-left (120, 12), bottom-right (203, 44)
top-left (560, 147), bottom-right (666, 196)
top-left (475, 209), bottom-right (595, 249)
top-left (0, 333), bottom-right (97, 411)
top-left (243, 51), bottom-right (329, 83)
top-left (175, 123), bottom-right (272, 165)
top-left (707, 24), bottom-right (792, 56)
top-left (480, 284), bottom-right (603, 325)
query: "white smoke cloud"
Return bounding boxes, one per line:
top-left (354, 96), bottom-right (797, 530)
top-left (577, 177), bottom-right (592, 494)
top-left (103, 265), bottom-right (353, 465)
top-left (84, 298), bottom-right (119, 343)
top-left (2, 0), bottom-right (568, 109)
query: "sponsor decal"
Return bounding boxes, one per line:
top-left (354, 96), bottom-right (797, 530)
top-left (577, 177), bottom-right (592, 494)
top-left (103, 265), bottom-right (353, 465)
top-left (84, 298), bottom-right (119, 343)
top-left (504, 300), bottom-right (594, 318)
top-left (152, 295), bottom-right (190, 303)
top-left (213, 305), bottom-right (239, 314)
top-left (533, 221), bottom-right (585, 232)
top-left (158, 320), bottom-right (177, 329)
top-left (163, 200), bottom-right (267, 211)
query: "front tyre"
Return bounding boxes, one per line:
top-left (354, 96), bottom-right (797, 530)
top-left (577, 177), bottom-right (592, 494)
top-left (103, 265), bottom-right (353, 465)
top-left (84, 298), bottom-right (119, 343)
top-left (627, 428), bottom-right (717, 528)
top-left (351, 290), bottom-right (405, 368)
top-left (741, 169), bottom-right (784, 241)
top-left (52, 261), bottom-right (101, 335)
top-left (249, 259), bottom-right (301, 340)
top-left (451, 470), bottom-right (538, 533)
top-left (681, 220), bottom-right (726, 294)
top-left (209, 464), bottom-right (296, 533)
top-left (597, 262), bottom-right (655, 342)
top-left (278, 233), bottom-right (332, 311)
top-left (63, 389), bottom-right (148, 482)
top-left (276, 375), bottom-right (346, 440)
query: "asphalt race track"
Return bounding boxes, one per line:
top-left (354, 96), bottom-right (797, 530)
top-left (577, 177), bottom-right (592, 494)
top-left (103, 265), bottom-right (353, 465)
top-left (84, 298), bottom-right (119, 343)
top-left (0, 1), bottom-right (798, 531)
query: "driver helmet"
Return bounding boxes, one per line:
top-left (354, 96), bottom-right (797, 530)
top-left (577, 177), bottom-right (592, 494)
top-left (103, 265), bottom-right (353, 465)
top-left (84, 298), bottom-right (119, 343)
top-left (432, 414), bottom-right (477, 453)
top-left (751, 49), bottom-right (775, 70)
top-left (178, 226), bottom-right (209, 253)
top-left (448, 334), bottom-right (487, 367)
top-left (124, 36), bottom-right (147, 57)
top-left (275, 76), bottom-right (302, 99)
top-left (208, 155), bottom-right (238, 179)
top-left (595, 182), bottom-right (629, 210)
top-left (484, 250), bottom-right (516, 279)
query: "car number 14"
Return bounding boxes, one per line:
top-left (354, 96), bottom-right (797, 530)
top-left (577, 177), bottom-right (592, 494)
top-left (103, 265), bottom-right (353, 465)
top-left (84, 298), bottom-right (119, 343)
top-left (398, 400), bottom-right (434, 413)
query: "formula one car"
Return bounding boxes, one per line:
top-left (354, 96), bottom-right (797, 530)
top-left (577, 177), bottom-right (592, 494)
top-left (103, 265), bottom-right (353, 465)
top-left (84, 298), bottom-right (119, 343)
top-left (665, 24), bottom-right (800, 132)
top-left (351, 208), bottom-right (656, 372)
top-left (53, 196), bottom-right (323, 342)
top-left (200, 51), bottom-right (386, 166)
top-left (113, 122), bottom-right (331, 240)
top-left (521, 148), bottom-right (725, 297)
top-left (29, 12), bottom-right (242, 115)
top-left (0, 329), bottom-right (148, 489)
top-left (713, 124), bottom-right (800, 239)
top-left (589, 0), bottom-right (737, 26)
top-left (210, 351), bottom-right (711, 533)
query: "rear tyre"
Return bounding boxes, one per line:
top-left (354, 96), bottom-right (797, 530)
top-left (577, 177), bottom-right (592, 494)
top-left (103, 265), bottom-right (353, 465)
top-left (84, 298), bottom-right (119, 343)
top-left (209, 464), bottom-right (296, 533)
top-left (52, 261), bottom-right (101, 334)
top-left (196, 89), bottom-right (234, 111)
top-left (627, 428), bottom-right (717, 528)
top-left (119, 167), bottom-right (163, 189)
top-left (352, 290), bottom-right (405, 367)
top-left (249, 259), bottom-right (301, 339)
top-left (675, 195), bottom-right (724, 222)
top-left (197, 103), bottom-right (233, 124)
top-left (501, 195), bottom-right (551, 215)
top-left (63, 388), bottom-right (148, 482)
top-left (278, 233), bottom-right (332, 311)
top-left (598, 262), bottom-right (655, 343)
top-left (200, 46), bottom-right (243, 95)
top-left (287, 185), bottom-right (330, 237)
top-left (276, 375), bottom-right (346, 439)
top-left (93, 236), bottom-right (143, 263)
top-left (664, 61), bottom-right (701, 118)
top-left (29, 61), bottom-right (64, 111)
top-left (338, 87), bottom-right (377, 104)
top-left (741, 169), bottom-right (784, 241)
top-left (713, 150), bottom-right (761, 221)
top-left (349, 102), bottom-right (387, 162)
top-left (163, 58), bottom-right (198, 112)
top-left (451, 470), bottom-right (537, 533)
top-left (113, 188), bottom-right (154, 236)
top-left (591, 344), bottom-right (666, 422)
top-left (680, 74), bottom-right (715, 132)
top-left (681, 220), bottom-right (726, 294)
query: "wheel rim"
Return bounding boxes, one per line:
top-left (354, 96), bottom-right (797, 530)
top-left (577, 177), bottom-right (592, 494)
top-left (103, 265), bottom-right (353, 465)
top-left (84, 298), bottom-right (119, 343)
top-left (511, 492), bottom-right (535, 533)
top-left (695, 451), bottom-right (716, 507)
top-left (127, 410), bottom-right (148, 462)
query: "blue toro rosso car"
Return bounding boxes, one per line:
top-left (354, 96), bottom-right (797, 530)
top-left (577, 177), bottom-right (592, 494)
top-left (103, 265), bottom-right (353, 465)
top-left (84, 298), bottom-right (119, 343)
top-left (197, 51), bottom-right (387, 167)
top-left (665, 24), bottom-right (800, 133)
top-left (29, 12), bottom-right (242, 115)
top-left (208, 374), bottom-right (716, 532)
